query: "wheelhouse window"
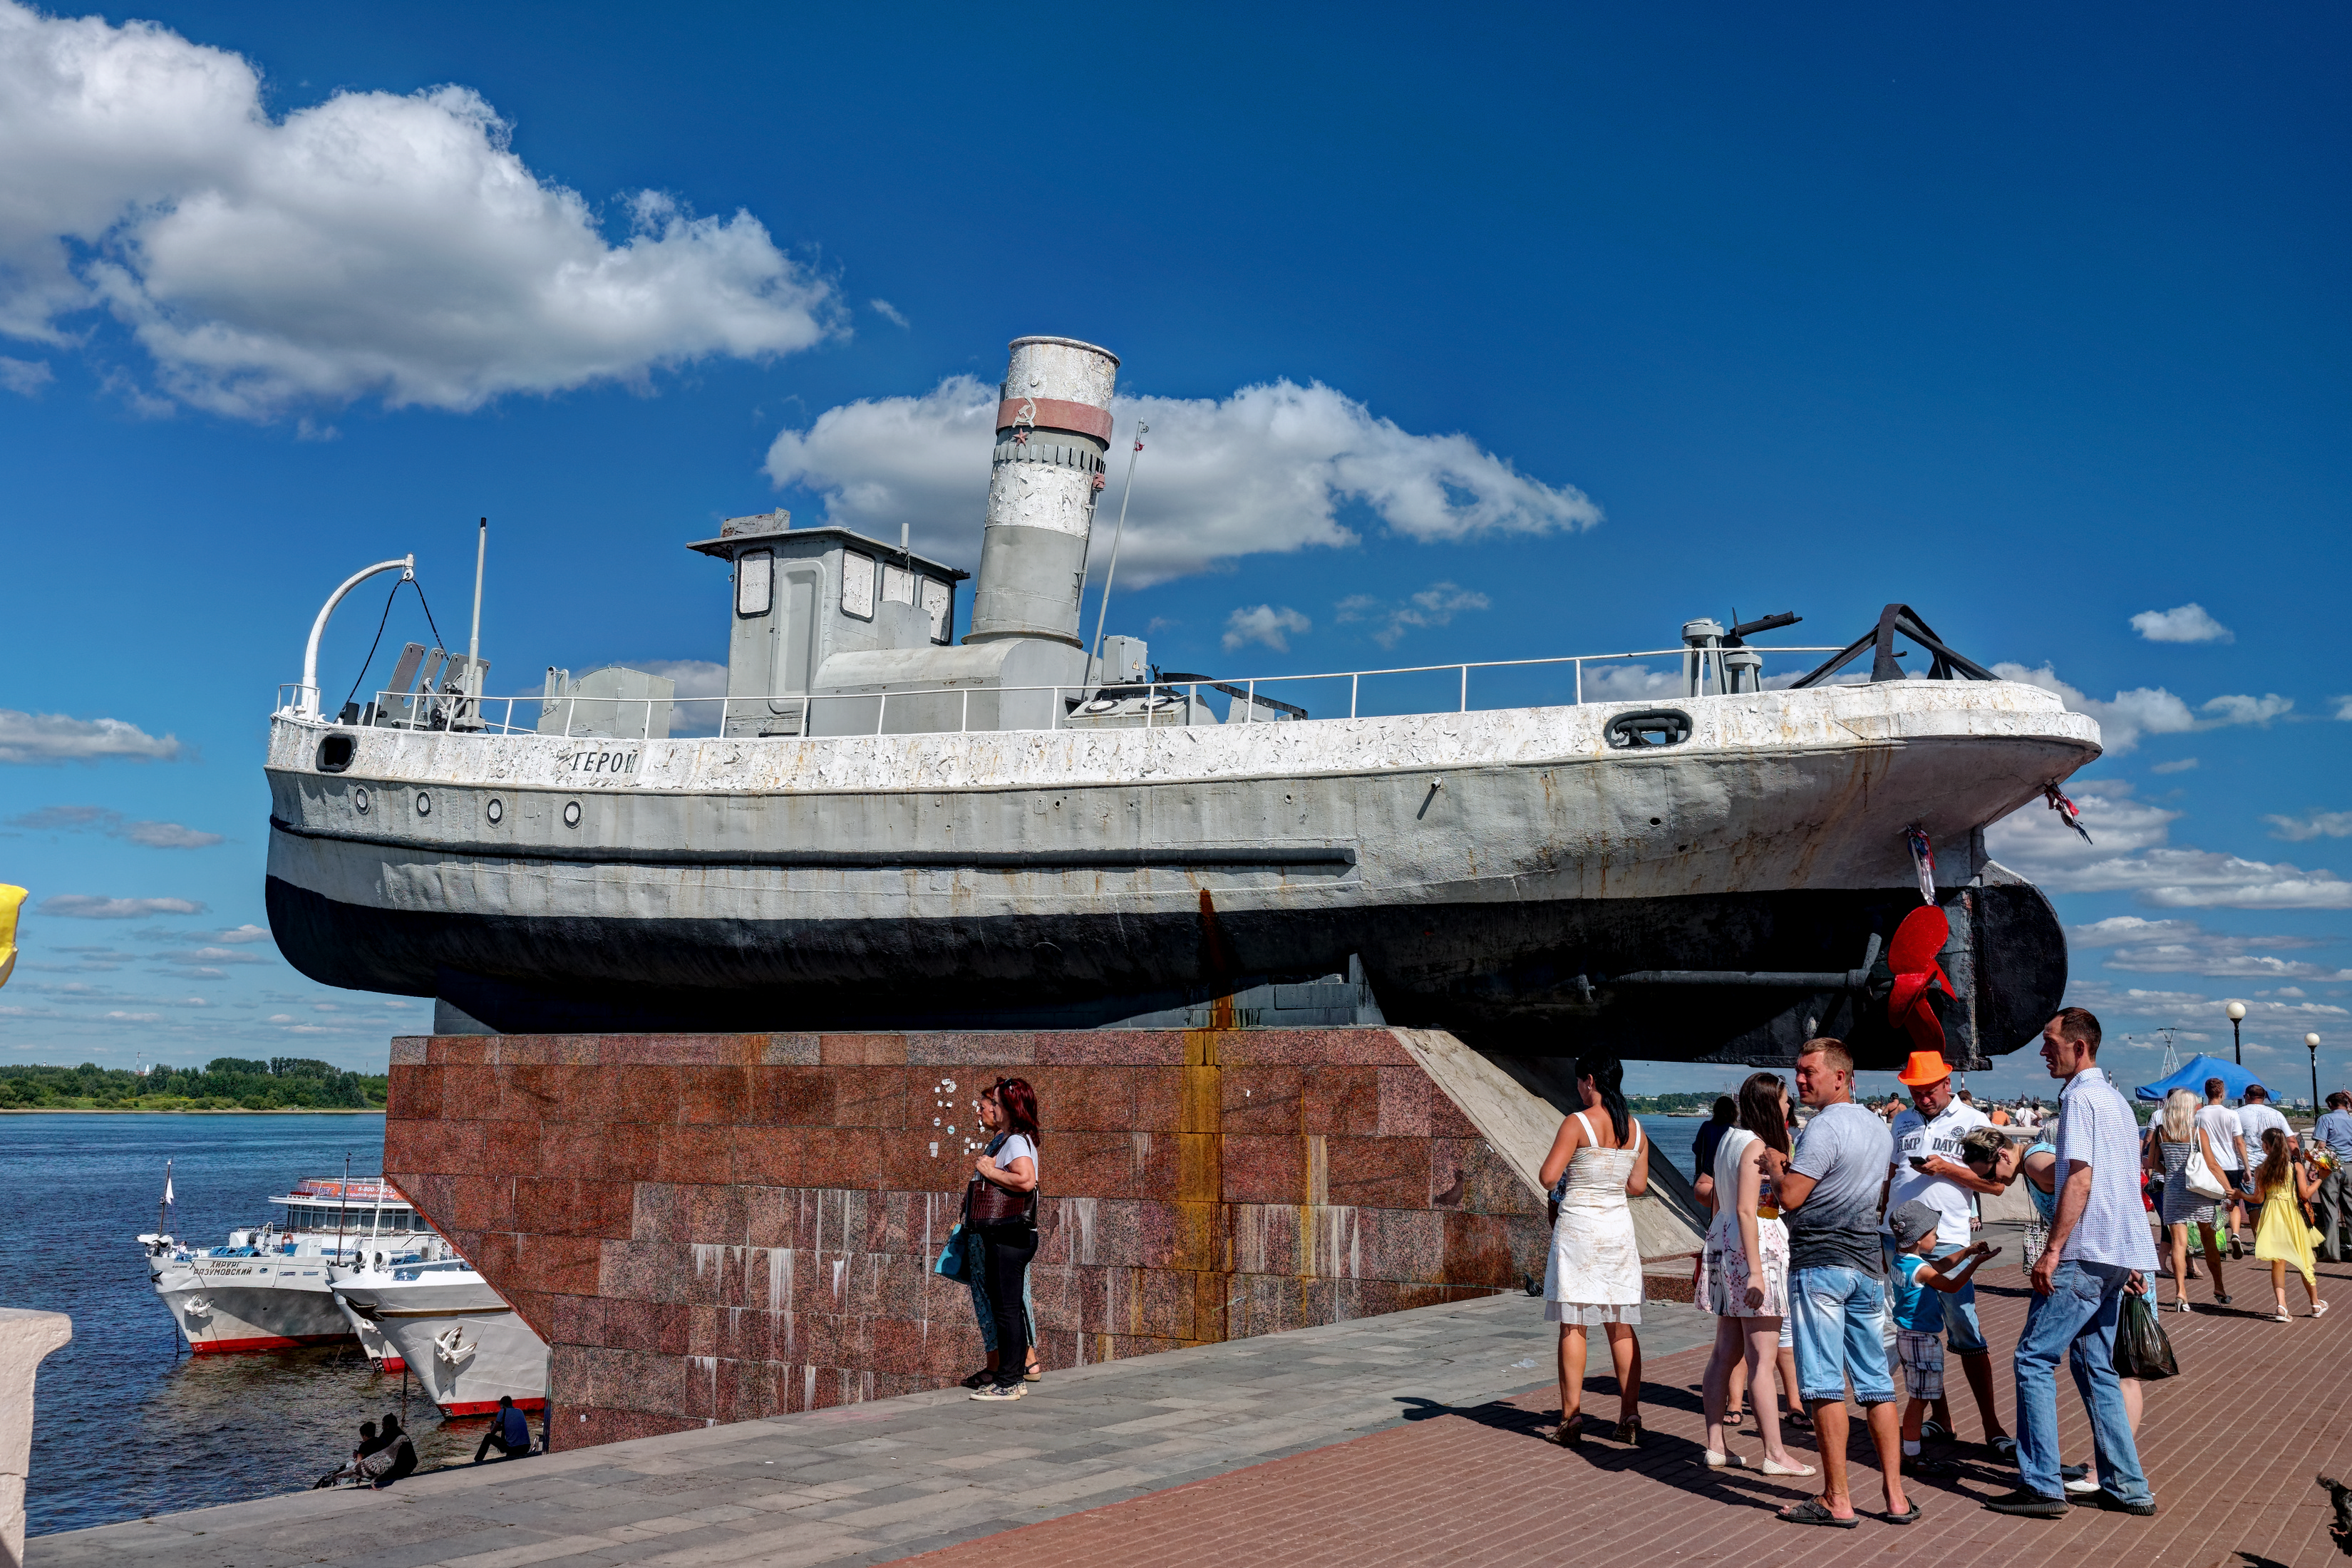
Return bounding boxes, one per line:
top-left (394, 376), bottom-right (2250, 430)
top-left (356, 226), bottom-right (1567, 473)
top-left (736, 550), bottom-right (773, 617)
top-left (841, 552), bottom-right (876, 619)
top-left (921, 578), bottom-right (953, 644)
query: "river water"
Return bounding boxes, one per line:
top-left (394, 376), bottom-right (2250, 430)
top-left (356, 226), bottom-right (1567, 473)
top-left (2, 1113), bottom-right (492, 1538)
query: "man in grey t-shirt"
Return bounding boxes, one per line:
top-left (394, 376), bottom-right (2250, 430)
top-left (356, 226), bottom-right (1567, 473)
top-left (1777, 1038), bottom-right (1905, 1527)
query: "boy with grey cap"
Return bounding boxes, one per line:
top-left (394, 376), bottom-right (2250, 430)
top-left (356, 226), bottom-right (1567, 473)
top-left (1887, 1198), bottom-right (1999, 1473)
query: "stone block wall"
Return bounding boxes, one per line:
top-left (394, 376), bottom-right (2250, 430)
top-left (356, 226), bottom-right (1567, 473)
top-left (383, 1027), bottom-right (1548, 1450)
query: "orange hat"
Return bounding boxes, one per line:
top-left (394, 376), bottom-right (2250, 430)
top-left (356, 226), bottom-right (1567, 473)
top-left (1896, 1051), bottom-right (1954, 1088)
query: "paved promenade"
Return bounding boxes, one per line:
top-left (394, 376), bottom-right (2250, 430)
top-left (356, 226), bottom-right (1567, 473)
top-left (33, 1234), bottom-right (2351, 1568)
top-left (30, 1290), bottom-right (1715, 1568)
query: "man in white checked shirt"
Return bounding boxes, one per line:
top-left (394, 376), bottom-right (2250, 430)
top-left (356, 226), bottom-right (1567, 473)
top-left (1984, 1008), bottom-right (2160, 1521)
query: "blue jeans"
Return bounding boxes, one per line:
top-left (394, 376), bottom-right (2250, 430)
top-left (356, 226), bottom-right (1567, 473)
top-left (2012, 1260), bottom-right (2150, 1505)
top-left (1880, 1237), bottom-right (1989, 1354)
top-left (1790, 1266), bottom-right (1896, 1405)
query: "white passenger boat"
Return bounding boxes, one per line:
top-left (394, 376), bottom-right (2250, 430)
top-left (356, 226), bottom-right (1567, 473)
top-left (331, 1259), bottom-right (549, 1415)
top-left (142, 1175), bottom-right (442, 1359)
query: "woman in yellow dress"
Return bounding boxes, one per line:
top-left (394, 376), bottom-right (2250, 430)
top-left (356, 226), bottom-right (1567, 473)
top-left (2251, 1128), bottom-right (2327, 1323)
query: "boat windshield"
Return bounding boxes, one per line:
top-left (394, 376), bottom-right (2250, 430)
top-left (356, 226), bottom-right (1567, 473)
top-left (391, 1260), bottom-right (473, 1281)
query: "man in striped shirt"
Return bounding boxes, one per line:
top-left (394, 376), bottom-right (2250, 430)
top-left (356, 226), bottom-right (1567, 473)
top-left (1984, 1007), bottom-right (2160, 1521)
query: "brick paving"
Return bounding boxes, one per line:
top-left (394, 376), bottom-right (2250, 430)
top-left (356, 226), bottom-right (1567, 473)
top-left (902, 1247), bottom-right (2352, 1568)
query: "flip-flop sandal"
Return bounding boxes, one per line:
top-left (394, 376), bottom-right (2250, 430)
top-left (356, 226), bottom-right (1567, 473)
top-left (1778, 1499), bottom-right (1860, 1529)
top-left (1884, 1502), bottom-right (1922, 1525)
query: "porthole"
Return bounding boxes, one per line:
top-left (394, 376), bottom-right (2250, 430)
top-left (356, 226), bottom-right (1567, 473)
top-left (316, 733), bottom-right (356, 773)
top-left (415, 791), bottom-right (432, 817)
top-left (353, 786), bottom-right (371, 814)
top-left (486, 798), bottom-right (504, 825)
top-left (562, 800), bottom-right (582, 828)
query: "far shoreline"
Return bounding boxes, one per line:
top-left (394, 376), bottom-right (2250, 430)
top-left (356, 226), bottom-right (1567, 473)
top-left (0, 1107), bottom-right (387, 1115)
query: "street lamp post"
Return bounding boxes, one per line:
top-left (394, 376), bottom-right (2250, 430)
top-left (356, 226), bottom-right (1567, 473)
top-left (2309, 1033), bottom-right (2323, 1118)
top-left (2227, 1000), bottom-right (2247, 1066)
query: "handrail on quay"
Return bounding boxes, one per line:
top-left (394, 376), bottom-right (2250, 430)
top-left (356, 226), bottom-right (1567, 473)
top-left (276, 644), bottom-right (1850, 743)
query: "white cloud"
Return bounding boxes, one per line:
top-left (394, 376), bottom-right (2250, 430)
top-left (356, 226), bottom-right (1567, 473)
top-left (2067, 916), bottom-right (2351, 981)
top-left (265, 1013), bottom-right (293, 1023)
top-left (1333, 582), bottom-right (1491, 649)
top-left (213, 923), bottom-right (272, 944)
top-left (2199, 693), bottom-right (2292, 726)
top-left (11, 805), bottom-right (220, 846)
top-left (869, 299), bottom-right (908, 328)
top-left (1991, 662), bottom-right (2289, 755)
top-left (2130, 604), bottom-right (2233, 644)
top-left (2065, 981), bottom-right (2349, 1032)
top-left (40, 894), bottom-right (206, 918)
top-left (2265, 810), bottom-right (2352, 842)
top-left (0, 354), bottom-right (51, 393)
top-left (0, 709), bottom-right (180, 763)
top-left (2333, 696), bottom-right (2352, 722)
top-left (2150, 758), bottom-right (2199, 775)
top-left (1579, 663), bottom-right (1685, 702)
top-left (163, 946), bottom-right (262, 966)
top-left (0, 1), bottom-right (837, 417)
top-left (633, 659), bottom-right (727, 699)
top-left (764, 375), bottom-right (1597, 585)
top-left (1989, 782), bottom-right (2352, 909)
top-left (1222, 605), bottom-right (1311, 654)
top-left (103, 1009), bottom-right (160, 1022)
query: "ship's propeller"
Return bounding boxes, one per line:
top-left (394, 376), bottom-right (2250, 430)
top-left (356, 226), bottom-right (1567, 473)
top-left (1887, 905), bottom-right (1955, 1054)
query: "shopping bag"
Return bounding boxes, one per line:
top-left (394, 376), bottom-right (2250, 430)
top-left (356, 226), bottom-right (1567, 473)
top-left (933, 1224), bottom-right (974, 1280)
top-left (2184, 1143), bottom-right (2229, 1201)
top-left (2115, 1291), bottom-right (2180, 1381)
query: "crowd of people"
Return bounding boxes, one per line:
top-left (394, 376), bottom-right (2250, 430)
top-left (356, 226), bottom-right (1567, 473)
top-left (1537, 1009), bottom-right (2348, 1527)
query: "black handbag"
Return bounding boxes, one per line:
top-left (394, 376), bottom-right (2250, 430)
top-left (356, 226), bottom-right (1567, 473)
top-left (2115, 1291), bottom-right (2180, 1381)
top-left (966, 1135), bottom-right (1037, 1230)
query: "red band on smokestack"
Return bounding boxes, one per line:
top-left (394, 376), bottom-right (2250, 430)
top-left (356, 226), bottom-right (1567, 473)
top-left (995, 398), bottom-right (1113, 443)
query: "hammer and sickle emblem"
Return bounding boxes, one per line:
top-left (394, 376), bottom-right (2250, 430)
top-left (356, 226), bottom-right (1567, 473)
top-left (1012, 396), bottom-right (1036, 445)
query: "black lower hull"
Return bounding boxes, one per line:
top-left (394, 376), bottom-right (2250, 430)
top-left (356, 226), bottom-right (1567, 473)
top-left (267, 873), bottom-right (2064, 1070)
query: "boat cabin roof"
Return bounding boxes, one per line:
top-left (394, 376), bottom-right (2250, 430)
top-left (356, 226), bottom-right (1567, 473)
top-left (686, 519), bottom-right (968, 579)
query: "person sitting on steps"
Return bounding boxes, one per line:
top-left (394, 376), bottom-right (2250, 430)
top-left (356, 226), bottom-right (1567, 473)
top-left (474, 1395), bottom-right (535, 1463)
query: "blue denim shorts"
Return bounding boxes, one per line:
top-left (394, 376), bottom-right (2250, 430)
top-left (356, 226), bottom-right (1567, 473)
top-left (1880, 1237), bottom-right (1988, 1356)
top-left (1790, 1265), bottom-right (1897, 1406)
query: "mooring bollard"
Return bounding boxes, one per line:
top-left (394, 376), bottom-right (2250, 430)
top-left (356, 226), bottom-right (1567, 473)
top-left (1, 1309), bottom-right (72, 1568)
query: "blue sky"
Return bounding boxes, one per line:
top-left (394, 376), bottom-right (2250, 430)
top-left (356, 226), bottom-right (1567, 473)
top-left (1, 1), bottom-right (2346, 1101)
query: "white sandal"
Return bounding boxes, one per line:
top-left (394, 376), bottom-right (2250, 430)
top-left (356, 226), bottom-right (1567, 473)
top-left (1760, 1456), bottom-right (1817, 1477)
top-left (2313, 1301), bottom-right (2330, 1319)
top-left (2272, 1309), bottom-right (2291, 1322)
top-left (1702, 1449), bottom-right (1750, 1469)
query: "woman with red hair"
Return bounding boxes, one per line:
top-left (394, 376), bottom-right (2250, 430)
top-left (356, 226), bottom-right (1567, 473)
top-left (969, 1077), bottom-right (1041, 1401)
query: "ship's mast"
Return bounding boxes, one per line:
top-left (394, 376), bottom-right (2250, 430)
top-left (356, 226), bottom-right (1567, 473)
top-left (333, 1153), bottom-right (351, 1264)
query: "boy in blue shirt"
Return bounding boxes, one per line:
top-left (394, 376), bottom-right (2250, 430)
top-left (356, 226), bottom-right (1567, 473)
top-left (1887, 1199), bottom-right (1998, 1473)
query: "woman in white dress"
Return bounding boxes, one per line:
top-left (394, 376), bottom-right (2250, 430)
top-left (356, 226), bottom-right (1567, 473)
top-left (1537, 1056), bottom-right (1649, 1447)
top-left (1696, 1073), bottom-right (1814, 1476)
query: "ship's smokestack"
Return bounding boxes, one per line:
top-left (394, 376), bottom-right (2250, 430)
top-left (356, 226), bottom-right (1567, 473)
top-left (965, 336), bottom-right (1119, 646)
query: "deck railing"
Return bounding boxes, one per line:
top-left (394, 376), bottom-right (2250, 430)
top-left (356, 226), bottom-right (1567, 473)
top-left (277, 644), bottom-right (1847, 743)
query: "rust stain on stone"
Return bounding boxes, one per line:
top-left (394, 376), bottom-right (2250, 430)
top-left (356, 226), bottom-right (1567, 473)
top-left (1177, 1021), bottom-right (1228, 1344)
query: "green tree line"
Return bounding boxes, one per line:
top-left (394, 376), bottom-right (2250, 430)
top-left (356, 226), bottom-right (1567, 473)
top-left (0, 1056), bottom-right (387, 1110)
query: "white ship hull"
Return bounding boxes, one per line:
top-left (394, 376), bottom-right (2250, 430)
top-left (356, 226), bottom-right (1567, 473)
top-left (333, 1266), bottom-right (548, 1415)
top-left (148, 1257), bottom-right (351, 1353)
top-left (263, 678), bottom-right (2099, 1062)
